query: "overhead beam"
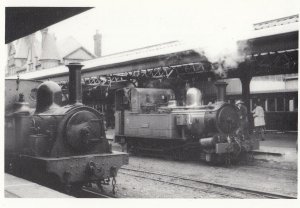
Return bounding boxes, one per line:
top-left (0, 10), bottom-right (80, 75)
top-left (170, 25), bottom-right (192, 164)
top-left (40, 51), bottom-right (207, 82)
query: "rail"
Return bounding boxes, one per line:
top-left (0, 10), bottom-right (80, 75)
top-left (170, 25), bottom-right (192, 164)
top-left (80, 187), bottom-right (117, 198)
top-left (120, 167), bottom-right (296, 199)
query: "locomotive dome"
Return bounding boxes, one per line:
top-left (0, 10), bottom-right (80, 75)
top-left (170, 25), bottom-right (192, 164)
top-left (186, 88), bottom-right (202, 106)
top-left (35, 81), bottom-right (62, 113)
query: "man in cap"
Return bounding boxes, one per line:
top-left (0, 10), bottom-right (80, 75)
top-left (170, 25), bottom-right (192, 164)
top-left (235, 100), bottom-right (250, 140)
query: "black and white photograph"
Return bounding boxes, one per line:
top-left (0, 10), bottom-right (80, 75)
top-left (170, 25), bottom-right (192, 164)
top-left (1, 0), bottom-right (299, 205)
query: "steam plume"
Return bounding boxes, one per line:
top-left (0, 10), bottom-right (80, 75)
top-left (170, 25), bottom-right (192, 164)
top-left (184, 29), bottom-right (248, 78)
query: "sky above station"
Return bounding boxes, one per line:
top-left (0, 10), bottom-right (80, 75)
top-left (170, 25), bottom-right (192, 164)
top-left (4, 0), bottom-right (299, 56)
top-left (47, 0), bottom-right (299, 56)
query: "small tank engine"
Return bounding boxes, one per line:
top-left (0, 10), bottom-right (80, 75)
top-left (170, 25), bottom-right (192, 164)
top-left (115, 81), bottom-right (259, 164)
top-left (5, 63), bottom-right (128, 193)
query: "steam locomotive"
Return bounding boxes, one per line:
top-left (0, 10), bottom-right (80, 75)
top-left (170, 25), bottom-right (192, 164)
top-left (114, 81), bottom-right (259, 164)
top-left (5, 63), bottom-right (128, 194)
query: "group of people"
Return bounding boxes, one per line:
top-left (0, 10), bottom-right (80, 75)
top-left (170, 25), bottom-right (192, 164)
top-left (235, 100), bottom-right (266, 141)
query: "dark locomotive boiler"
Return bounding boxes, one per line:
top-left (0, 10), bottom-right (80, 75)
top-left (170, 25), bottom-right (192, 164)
top-left (5, 63), bottom-right (128, 193)
top-left (115, 81), bottom-right (259, 164)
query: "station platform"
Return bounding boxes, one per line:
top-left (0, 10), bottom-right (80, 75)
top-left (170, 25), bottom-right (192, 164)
top-left (5, 173), bottom-right (73, 198)
top-left (106, 129), bottom-right (298, 162)
top-left (251, 132), bottom-right (298, 164)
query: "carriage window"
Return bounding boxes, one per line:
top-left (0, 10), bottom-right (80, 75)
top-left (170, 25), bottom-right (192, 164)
top-left (284, 98), bottom-right (289, 111)
top-left (289, 99), bottom-right (294, 111)
top-left (277, 97), bottom-right (284, 111)
top-left (260, 98), bottom-right (266, 110)
top-left (228, 99), bottom-right (235, 104)
top-left (253, 98), bottom-right (266, 111)
top-left (287, 96), bottom-right (298, 112)
top-left (251, 98), bottom-right (257, 111)
top-left (268, 98), bottom-right (275, 112)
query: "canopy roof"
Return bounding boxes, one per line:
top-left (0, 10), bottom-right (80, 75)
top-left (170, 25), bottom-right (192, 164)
top-left (5, 7), bottom-right (92, 43)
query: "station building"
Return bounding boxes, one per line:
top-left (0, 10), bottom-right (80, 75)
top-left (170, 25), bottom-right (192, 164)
top-left (6, 29), bottom-right (100, 76)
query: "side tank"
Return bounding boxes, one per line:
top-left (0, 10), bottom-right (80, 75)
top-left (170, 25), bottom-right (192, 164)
top-left (173, 102), bottom-right (239, 138)
top-left (174, 81), bottom-right (239, 138)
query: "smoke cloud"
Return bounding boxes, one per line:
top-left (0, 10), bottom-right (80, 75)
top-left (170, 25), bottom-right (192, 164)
top-left (183, 28), bottom-right (248, 78)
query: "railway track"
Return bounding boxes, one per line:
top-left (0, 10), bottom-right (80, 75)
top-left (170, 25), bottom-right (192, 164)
top-left (119, 167), bottom-right (296, 199)
top-left (79, 187), bottom-right (117, 198)
top-left (243, 162), bottom-right (297, 173)
top-left (246, 160), bottom-right (297, 172)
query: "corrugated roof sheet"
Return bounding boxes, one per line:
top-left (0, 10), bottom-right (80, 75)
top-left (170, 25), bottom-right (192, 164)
top-left (253, 15), bottom-right (298, 30)
top-left (241, 21), bottom-right (298, 40)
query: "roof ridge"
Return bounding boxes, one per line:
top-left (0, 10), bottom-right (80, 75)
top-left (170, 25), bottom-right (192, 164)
top-left (101, 40), bottom-right (180, 57)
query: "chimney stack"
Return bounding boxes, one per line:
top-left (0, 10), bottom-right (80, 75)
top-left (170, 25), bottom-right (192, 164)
top-left (40, 28), bottom-right (60, 69)
top-left (41, 28), bottom-right (48, 48)
top-left (66, 63), bottom-right (84, 105)
top-left (215, 81), bottom-right (228, 102)
top-left (93, 30), bottom-right (102, 57)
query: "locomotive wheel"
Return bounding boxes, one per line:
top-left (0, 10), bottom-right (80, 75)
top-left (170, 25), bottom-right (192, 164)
top-left (67, 183), bottom-right (84, 197)
top-left (205, 154), bottom-right (225, 165)
top-left (126, 141), bottom-right (137, 155)
top-left (128, 145), bottom-right (139, 156)
top-left (171, 148), bottom-right (186, 161)
top-left (42, 173), bottom-right (64, 191)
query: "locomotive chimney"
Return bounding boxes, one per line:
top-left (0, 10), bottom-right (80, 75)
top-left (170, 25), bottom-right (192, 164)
top-left (215, 81), bottom-right (228, 102)
top-left (66, 63), bottom-right (83, 105)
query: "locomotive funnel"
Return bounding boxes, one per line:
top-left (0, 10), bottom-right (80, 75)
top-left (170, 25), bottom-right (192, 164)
top-left (66, 63), bottom-right (83, 105)
top-left (215, 81), bottom-right (228, 102)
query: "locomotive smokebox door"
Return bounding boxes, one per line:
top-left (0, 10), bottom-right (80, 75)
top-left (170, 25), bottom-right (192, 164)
top-left (66, 110), bottom-right (105, 153)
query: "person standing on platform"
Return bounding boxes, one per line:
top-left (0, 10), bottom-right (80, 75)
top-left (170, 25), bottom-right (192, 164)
top-left (235, 100), bottom-right (250, 140)
top-left (252, 101), bottom-right (266, 141)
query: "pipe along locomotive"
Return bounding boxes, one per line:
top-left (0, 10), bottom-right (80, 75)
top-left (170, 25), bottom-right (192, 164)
top-left (115, 81), bottom-right (259, 164)
top-left (5, 63), bottom-right (128, 194)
